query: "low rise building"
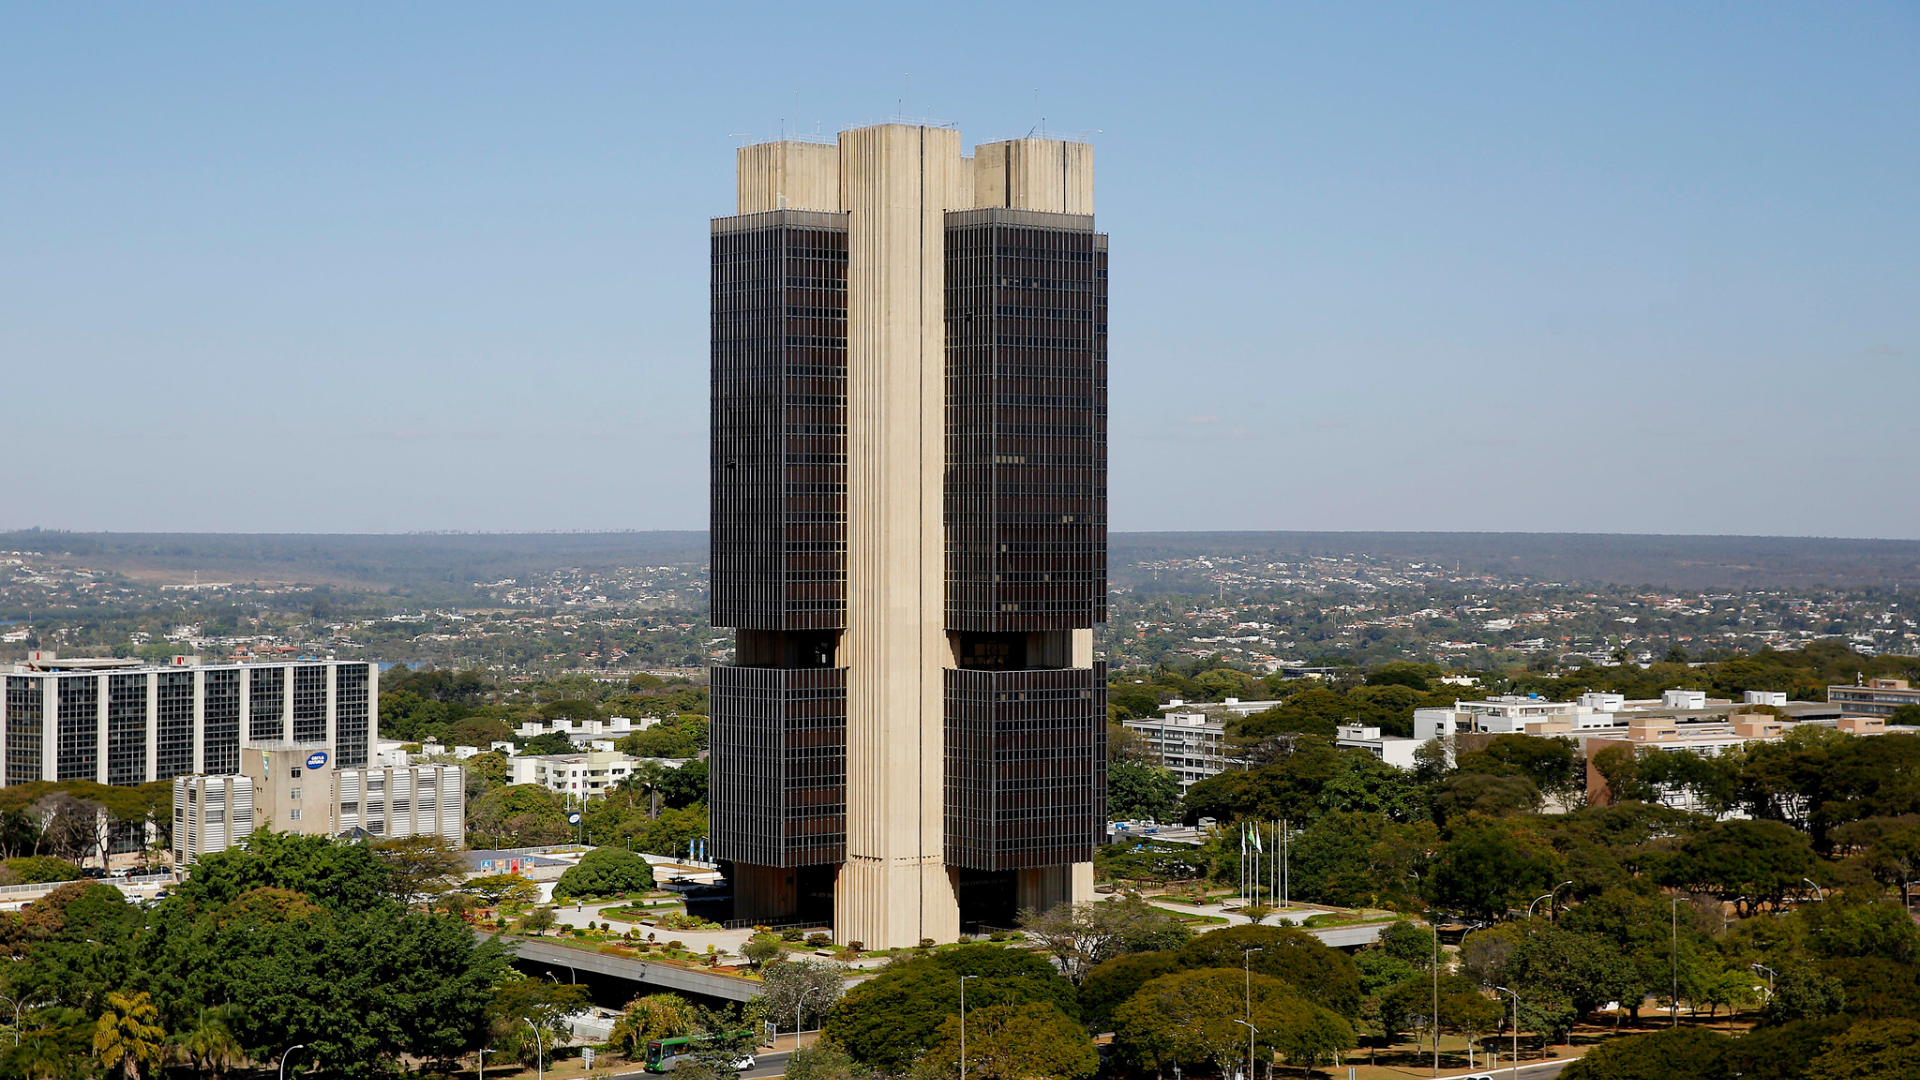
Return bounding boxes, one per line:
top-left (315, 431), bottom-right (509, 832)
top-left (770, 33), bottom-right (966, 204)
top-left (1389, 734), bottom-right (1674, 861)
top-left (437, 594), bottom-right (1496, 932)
top-left (172, 745), bottom-right (462, 862)
top-left (1334, 724), bottom-right (1423, 769)
top-left (1123, 712), bottom-right (1232, 792)
top-left (509, 749), bottom-right (645, 799)
top-left (1829, 678), bottom-right (1920, 718)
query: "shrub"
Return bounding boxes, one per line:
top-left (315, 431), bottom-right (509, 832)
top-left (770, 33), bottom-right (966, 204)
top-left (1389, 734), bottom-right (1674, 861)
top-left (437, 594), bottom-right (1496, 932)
top-left (807, 932), bottom-right (831, 947)
top-left (919, 938), bottom-right (936, 950)
top-left (553, 847), bottom-right (656, 901)
top-left (846, 940), bottom-right (864, 952)
top-left (989, 931), bottom-right (1008, 942)
top-left (668, 940), bottom-right (684, 951)
top-left (782, 927), bottom-right (805, 942)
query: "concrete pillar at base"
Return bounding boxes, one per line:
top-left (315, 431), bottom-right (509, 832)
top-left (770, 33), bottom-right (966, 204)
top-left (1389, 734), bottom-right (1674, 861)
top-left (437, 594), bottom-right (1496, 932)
top-left (731, 863), bottom-right (799, 923)
top-left (1015, 862), bottom-right (1095, 915)
top-left (835, 857), bottom-right (960, 949)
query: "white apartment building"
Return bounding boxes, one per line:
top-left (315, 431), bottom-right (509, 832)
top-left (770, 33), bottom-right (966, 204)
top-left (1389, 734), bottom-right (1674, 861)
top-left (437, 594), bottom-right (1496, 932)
top-left (511, 715), bottom-right (656, 744)
top-left (1124, 712), bottom-right (1233, 792)
top-left (1334, 724), bottom-right (1423, 769)
top-left (509, 750), bottom-right (647, 799)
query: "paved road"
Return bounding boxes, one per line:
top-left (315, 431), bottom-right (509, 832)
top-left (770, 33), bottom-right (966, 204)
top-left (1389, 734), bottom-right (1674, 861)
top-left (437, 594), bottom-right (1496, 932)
top-left (1436, 1058), bottom-right (1574, 1080)
top-left (606, 1051), bottom-right (790, 1080)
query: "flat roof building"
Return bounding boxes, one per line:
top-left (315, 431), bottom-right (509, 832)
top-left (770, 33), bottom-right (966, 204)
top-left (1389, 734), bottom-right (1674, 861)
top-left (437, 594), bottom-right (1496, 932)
top-left (708, 124), bottom-right (1108, 946)
top-left (1829, 678), bottom-right (1920, 718)
top-left (174, 747), bottom-right (462, 863)
top-left (3, 653), bottom-right (374, 788)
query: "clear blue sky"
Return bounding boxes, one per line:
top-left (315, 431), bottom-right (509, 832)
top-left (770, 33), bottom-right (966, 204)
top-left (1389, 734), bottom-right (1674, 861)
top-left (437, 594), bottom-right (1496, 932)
top-left (3, 3), bottom-right (1915, 537)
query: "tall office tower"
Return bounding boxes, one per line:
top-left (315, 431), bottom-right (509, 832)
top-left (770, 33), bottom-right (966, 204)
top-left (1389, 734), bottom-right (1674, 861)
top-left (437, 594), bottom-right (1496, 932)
top-left (710, 124), bottom-right (1107, 948)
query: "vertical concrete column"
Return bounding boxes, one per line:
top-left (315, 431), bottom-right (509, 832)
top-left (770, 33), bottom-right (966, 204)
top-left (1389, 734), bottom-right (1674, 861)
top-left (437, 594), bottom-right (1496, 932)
top-left (837, 124), bottom-right (965, 949)
top-left (95, 674), bottom-right (109, 784)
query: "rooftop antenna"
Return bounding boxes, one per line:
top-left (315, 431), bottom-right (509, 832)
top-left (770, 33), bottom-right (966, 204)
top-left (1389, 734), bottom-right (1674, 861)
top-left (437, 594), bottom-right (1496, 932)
top-left (1030, 87), bottom-right (1040, 137)
top-left (903, 72), bottom-right (910, 120)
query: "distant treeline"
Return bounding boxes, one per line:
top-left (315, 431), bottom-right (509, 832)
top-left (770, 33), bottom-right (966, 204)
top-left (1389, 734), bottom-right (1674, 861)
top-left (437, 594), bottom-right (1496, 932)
top-left (5, 528), bottom-right (1920, 593)
top-left (1112, 531), bottom-right (1920, 590)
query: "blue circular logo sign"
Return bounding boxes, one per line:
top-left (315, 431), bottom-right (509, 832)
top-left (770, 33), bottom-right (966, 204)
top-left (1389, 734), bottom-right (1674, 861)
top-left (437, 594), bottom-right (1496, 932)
top-left (305, 751), bottom-right (330, 770)
top-left (567, 812), bottom-right (582, 825)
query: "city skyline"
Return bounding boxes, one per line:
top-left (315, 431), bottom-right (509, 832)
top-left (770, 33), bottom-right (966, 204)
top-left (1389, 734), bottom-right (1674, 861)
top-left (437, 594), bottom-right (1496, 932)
top-left (2, 3), bottom-right (1915, 538)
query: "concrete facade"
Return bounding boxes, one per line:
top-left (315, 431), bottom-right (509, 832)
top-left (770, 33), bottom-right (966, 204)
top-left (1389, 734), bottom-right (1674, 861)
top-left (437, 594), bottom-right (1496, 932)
top-left (714, 124), bottom-right (1104, 948)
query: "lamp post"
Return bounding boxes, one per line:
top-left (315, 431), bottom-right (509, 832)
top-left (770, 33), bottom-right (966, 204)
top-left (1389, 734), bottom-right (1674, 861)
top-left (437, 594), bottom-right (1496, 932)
top-left (959, 974), bottom-right (979, 1080)
top-left (1493, 987), bottom-right (1519, 1080)
top-left (278, 1045), bottom-right (306, 1080)
top-left (1525, 893), bottom-right (1554, 919)
top-left (1751, 963), bottom-right (1777, 999)
top-left (478, 1046), bottom-right (494, 1080)
top-left (1241, 946), bottom-right (1264, 1023)
top-left (796, 986), bottom-right (822, 1052)
top-left (0, 996), bottom-right (23, 1046)
top-left (1670, 896), bottom-right (1681, 1028)
top-left (524, 1018), bottom-right (544, 1080)
top-left (1803, 878), bottom-right (1826, 902)
top-left (1233, 1019), bottom-right (1258, 1080)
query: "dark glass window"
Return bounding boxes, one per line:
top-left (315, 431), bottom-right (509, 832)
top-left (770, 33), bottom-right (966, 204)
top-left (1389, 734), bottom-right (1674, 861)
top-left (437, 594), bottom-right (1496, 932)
top-left (107, 674), bottom-right (148, 786)
top-left (155, 672), bottom-right (195, 780)
top-left (710, 209), bottom-right (850, 632)
top-left (249, 666), bottom-right (285, 741)
top-left (335, 664), bottom-right (370, 768)
top-left (710, 665), bottom-right (846, 868)
top-left (944, 209), bottom-right (1108, 633)
top-left (55, 675), bottom-right (99, 782)
top-left (292, 666), bottom-right (327, 743)
top-left (6, 677), bottom-right (44, 786)
top-left (945, 664), bottom-right (1108, 871)
top-left (202, 669), bottom-right (241, 776)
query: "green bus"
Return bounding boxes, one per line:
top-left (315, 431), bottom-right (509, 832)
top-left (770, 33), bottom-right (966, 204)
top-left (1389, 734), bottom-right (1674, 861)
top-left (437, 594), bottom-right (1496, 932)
top-left (643, 1033), bottom-right (756, 1074)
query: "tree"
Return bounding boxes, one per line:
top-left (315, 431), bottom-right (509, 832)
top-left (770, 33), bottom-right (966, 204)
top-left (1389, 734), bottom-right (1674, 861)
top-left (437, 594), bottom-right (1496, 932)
top-left (489, 977), bottom-right (592, 1067)
top-left (1178, 924), bottom-right (1363, 1019)
top-left (609, 994), bottom-right (696, 1060)
top-left (1806, 1018), bottom-right (1920, 1080)
top-left (463, 874), bottom-right (540, 909)
top-left (92, 991), bottom-right (166, 1080)
top-left (1428, 820), bottom-right (1563, 921)
top-left (369, 834), bottom-right (467, 908)
top-left (1112, 968), bottom-right (1351, 1078)
top-left (1078, 952), bottom-right (1183, 1034)
top-left (522, 906), bottom-right (558, 936)
top-left (174, 1007), bottom-right (245, 1079)
top-left (823, 945), bottom-right (1076, 1071)
top-left (1455, 734), bottom-right (1581, 800)
top-left (1108, 761), bottom-right (1182, 822)
top-left (1502, 925), bottom-right (1639, 1043)
top-left (1558, 1026), bottom-right (1729, 1080)
top-left (223, 908), bottom-right (514, 1080)
top-left (1019, 896), bottom-right (1192, 983)
top-left (919, 1003), bottom-right (1098, 1080)
top-left (171, 830), bottom-right (395, 915)
top-left (658, 759), bottom-right (709, 809)
top-left (1660, 819), bottom-right (1820, 915)
top-left (757, 960), bottom-right (843, 1032)
top-left (467, 785), bottom-right (569, 849)
top-left (520, 732), bottom-right (578, 756)
top-left (553, 847), bottom-right (656, 900)
top-left (1430, 772), bottom-right (1543, 823)
top-left (781, 1045), bottom-right (865, 1080)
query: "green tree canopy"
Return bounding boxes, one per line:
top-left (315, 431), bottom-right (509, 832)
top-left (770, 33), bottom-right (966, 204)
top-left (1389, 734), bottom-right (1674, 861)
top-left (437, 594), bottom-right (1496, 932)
top-left (919, 1003), bottom-right (1098, 1080)
top-left (1177, 924), bottom-right (1363, 1019)
top-left (823, 944), bottom-right (1076, 1071)
top-left (1559, 1026), bottom-right (1731, 1080)
top-left (553, 847), bottom-right (656, 900)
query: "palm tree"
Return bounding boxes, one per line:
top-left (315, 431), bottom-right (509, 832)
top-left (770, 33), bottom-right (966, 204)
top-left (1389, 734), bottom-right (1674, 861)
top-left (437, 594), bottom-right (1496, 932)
top-left (176, 1008), bottom-right (244, 1078)
top-left (10, 1028), bottom-right (71, 1080)
top-left (93, 991), bottom-right (166, 1080)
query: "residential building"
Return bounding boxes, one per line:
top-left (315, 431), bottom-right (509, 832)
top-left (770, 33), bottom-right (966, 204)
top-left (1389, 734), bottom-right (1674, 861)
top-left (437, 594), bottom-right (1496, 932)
top-left (509, 750), bottom-right (650, 798)
top-left (1124, 712), bottom-right (1232, 792)
top-left (511, 716), bottom-right (651, 743)
top-left (1334, 724), bottom-right (1423, 769)
top-left (1829, 678), bottom-right (1920, 718)
top-left (174, 746), bottom-right (461, 862)
top-left (708, 124), bottom-right (1108, 946)
top-left (3, 652), bottom-right (374, 788)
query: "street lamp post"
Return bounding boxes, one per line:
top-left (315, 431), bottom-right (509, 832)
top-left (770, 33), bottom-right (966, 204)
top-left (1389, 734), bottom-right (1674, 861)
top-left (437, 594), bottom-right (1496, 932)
top-left (524, 1018), bottom-right (544, 1080)
top-left (796, 986), bottom-right (822, 1052)
top-left (478, 1046), bottom-right (494, 1080)
top-left (1493, 987), bottom-right (1519, 1080)
top-left (1233, 1019), bottom-right (1258, 1080)
top-left (1671, 897), bottom-right (1681, 1028)
top-left (278, 1044), bottom-right (306, 1080)
top-left (1750, 963), bottom-right (1777, 999)
top-left (959, 974), bottom-right (979, 1080)
top-left (1804, 878), bottom-right (1826, 902)
top-left (1242, 946), bottom-right (1264, 1020)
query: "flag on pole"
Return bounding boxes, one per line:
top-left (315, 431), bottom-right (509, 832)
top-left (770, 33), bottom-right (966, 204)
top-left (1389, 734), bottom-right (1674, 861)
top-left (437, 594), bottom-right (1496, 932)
top-left (1252, 824), bottom-right (1264, 853)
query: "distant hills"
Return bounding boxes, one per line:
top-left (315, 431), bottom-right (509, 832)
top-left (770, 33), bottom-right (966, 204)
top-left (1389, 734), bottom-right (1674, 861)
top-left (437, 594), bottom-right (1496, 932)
top-left (3, 529), bottom-right (1917, 593)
